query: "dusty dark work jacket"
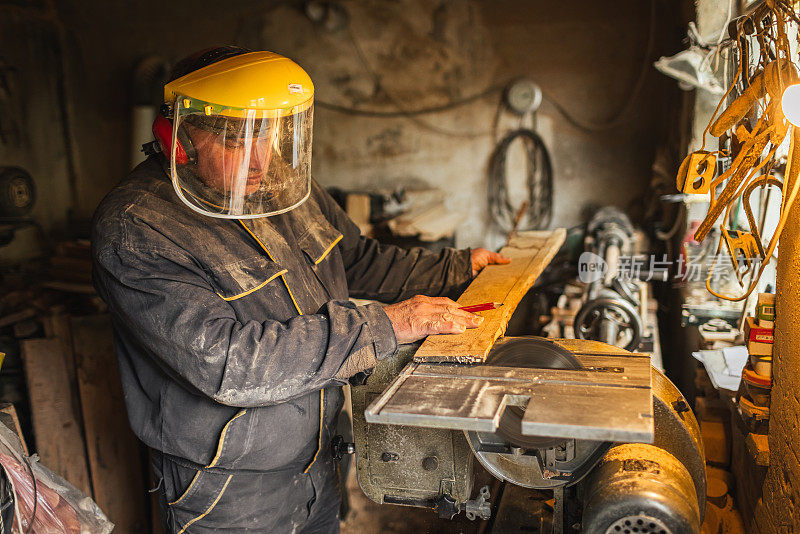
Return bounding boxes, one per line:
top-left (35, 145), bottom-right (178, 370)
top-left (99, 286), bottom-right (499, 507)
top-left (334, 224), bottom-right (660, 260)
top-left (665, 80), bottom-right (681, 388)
top-left (91, 156), bottom-right (472, 473)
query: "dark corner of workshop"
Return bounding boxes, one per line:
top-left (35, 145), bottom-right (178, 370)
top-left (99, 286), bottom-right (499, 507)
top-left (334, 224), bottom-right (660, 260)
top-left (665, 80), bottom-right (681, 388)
top-left (0, 0), bottom-right (796, 532)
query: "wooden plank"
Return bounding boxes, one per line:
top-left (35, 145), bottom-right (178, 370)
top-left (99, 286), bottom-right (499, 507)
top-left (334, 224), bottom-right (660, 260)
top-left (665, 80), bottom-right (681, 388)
top-left (345, 193), bottom-right (372, 236)
top-left (0, 403), bottom-right (29, 456)
top-left (551, 338), bottom-right (635, 355)
top-left (367, 375), bottom-right (507, 431)
top-left (20, 338), bottom-right (92, 495)
top-left (43, 313), bottom-right (78, 398)
top-left (0, 308), bottom-right (36, 328)
top-left (414, 229), bottom-right (566, 362)
top-left (72, 315), bottom-right (148, 532)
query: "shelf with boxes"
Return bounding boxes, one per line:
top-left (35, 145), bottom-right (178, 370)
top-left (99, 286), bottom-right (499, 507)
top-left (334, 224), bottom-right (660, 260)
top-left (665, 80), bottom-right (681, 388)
top-left (737, 293), bottom-right (775, 435)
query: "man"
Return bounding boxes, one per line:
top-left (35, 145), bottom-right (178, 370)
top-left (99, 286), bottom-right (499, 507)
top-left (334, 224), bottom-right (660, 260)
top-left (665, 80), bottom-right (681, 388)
top-left (92, 46), bottom-right (508, 533)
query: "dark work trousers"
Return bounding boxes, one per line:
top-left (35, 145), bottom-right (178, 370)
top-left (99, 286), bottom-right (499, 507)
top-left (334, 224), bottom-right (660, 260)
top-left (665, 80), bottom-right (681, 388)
top-left (152, 449), bottom-right (341, 533)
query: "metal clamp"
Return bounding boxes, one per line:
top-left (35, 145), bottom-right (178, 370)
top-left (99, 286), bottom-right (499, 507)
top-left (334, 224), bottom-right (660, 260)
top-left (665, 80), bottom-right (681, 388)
top-left (462, 486), bottom-right (492, 521)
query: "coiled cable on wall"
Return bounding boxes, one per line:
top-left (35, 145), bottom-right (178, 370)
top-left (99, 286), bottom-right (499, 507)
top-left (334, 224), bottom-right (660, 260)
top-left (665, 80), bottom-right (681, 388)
top-left (488, 128), bottom-right (553, 232)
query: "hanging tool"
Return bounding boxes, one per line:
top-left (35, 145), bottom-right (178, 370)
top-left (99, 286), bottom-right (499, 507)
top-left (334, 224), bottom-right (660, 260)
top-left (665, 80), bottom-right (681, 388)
top-left (679, 3), bottom-right (800, 301)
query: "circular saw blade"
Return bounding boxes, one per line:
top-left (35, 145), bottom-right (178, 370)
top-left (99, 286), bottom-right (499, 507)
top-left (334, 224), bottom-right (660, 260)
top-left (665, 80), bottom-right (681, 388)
top-left (487, 337), bottom-right (582, 370)
top-left (486, 338), bottom-right (582, 449)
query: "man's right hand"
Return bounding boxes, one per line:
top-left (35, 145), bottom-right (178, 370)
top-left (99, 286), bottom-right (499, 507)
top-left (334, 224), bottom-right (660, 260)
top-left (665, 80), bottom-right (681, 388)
top-left (382, 295), bottom-right (484, 344)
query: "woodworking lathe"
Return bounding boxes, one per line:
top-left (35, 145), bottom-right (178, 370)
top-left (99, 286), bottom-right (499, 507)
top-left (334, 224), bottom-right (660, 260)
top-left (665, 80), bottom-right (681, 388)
top-left (346, 229), bottom-right (705, 534)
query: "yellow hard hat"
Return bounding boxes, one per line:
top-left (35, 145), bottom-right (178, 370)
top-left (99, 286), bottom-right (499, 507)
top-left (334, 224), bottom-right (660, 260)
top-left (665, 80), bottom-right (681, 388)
top-left (164, 49), bottom-right (316, 219)
top-left (164, 51), bottom-right (314, 118)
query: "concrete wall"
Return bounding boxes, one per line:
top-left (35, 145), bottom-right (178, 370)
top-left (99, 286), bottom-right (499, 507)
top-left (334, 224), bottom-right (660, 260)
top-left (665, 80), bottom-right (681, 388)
top-left (5, 0), bottom-right (687, 250)
top-left (0, 8), bottom-right (73, 236)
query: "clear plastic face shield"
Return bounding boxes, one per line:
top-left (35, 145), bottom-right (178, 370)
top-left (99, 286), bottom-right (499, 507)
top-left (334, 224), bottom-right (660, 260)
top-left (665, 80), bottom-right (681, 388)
top-left (170, 96), bottom-right (313, 218)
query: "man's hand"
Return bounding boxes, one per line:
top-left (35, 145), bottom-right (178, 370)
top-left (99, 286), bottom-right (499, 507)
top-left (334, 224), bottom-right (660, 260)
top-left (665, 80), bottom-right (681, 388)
top-left (383, 295), bottom-right (484, 344)
top-left (470, 248), bottom-right (511, 277)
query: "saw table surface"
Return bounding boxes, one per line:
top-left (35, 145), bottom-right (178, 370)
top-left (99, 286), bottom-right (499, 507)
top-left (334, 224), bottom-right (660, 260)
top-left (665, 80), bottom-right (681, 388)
top-left (414, 229), bottom-right (566, 363)
top-left (365, 338), bottom-right (654, 443)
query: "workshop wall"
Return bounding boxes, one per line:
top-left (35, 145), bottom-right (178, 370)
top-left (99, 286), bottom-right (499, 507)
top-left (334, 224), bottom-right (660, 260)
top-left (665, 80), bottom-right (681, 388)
top-left (0, 7), bottom-right (74, 258)
top-left (5, 0), bottom-right (687, 250)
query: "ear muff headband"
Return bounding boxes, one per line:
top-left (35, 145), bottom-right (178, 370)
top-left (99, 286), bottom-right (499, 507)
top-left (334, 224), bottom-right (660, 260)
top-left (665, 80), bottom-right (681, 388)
top-left (152, 113), bottom-right (197, 165)
top-left (176, 123), bottom-right (198, 165)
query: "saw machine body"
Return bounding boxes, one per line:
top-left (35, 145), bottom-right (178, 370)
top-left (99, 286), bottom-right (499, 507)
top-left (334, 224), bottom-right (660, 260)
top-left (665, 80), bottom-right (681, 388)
top-left (350, 337), bottom-right (705, 533)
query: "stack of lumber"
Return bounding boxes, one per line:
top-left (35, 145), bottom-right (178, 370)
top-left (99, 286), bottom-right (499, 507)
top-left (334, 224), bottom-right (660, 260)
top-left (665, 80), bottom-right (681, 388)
top-left (0, 240), bottom-right (160, 531)
top-left (18, 314), bottom-right (150, 532)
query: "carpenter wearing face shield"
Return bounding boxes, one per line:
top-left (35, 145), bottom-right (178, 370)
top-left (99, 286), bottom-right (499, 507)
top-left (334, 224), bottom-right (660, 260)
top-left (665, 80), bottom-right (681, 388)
top-left (91, 47), bottom-right (508, 533)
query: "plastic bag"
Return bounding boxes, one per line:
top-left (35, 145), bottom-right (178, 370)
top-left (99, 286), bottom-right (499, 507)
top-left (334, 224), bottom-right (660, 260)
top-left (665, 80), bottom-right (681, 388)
top-left (0, 422), bottom-right (112, 533)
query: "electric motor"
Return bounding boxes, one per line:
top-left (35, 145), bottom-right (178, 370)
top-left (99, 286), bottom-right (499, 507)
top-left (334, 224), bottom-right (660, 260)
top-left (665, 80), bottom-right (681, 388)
top-left (581, 444), bottom-right (701, 534)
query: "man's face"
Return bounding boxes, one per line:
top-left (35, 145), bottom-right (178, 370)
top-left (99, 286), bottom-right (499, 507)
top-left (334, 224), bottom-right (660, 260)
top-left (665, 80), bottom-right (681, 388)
top-left (187, 124), bottom-right (273, 196)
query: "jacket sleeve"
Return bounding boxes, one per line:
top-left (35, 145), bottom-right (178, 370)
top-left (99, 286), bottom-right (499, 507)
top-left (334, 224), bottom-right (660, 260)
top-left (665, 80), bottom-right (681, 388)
top-left (312, 181), bottom-right (474, 303)
top-left (93, 242), bottom-right (396, 409)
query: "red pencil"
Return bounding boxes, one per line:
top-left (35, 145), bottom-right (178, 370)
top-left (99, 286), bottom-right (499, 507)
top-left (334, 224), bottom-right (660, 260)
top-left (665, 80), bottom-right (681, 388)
top-left (459, 302), bottom-right (504, 313)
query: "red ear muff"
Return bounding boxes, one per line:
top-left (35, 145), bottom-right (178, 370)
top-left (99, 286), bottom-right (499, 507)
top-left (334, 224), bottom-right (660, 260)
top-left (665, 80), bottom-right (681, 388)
top-left (152, 113), bottom-right (197, 165)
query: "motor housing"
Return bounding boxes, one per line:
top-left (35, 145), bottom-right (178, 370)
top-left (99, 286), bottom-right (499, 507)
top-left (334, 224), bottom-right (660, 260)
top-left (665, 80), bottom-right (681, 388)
top-left (581, 444), bottom-right (701, 534)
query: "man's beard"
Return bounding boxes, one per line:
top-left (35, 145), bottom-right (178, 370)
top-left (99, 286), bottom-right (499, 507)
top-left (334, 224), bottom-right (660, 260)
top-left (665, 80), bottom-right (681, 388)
top-left (176, 166), bottom-right (287, 215)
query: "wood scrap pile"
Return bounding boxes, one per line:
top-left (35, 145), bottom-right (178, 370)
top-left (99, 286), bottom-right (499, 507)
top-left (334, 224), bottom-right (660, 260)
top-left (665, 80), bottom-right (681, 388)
top-left (0, 240), bottom-right (157, 531)
top-left (2, 314), bottom-right (152, 531)
top-left (0, 240), bottom-right (104, 335)
top-left (334, 186), bottom-right (464, 245)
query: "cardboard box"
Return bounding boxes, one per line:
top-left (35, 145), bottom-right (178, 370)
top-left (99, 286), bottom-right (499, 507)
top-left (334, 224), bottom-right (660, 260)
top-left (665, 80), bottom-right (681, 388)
top-left (745, 316), bottom-right (774, 343)
top-left (756, 293), bottom-right (775, 328)
top-left (744, 317), bottom-right (773, 357)
top-left (747, 339), bottom-right (773, 357)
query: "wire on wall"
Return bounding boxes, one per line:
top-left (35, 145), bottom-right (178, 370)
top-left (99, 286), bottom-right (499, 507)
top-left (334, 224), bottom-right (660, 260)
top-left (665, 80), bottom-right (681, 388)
top-left (487, 129), bottom-right (553, 232)
top-left (315, 83), bottom-right (505, 118)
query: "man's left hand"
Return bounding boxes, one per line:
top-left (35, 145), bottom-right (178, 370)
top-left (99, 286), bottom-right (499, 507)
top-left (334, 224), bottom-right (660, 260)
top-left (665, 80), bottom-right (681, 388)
top-left (470, 248), bottom-right (511, 277)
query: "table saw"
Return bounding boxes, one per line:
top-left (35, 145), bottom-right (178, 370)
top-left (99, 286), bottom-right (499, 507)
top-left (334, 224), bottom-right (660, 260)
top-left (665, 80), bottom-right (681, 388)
top-left (347, 229), bottom-right (706, 534)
